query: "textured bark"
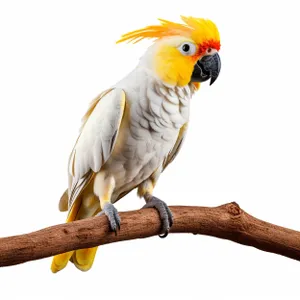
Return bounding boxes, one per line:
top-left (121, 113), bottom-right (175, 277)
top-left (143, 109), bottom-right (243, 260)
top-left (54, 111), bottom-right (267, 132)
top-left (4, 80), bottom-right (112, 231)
top-left (0, 202), bottom-right (300, 267)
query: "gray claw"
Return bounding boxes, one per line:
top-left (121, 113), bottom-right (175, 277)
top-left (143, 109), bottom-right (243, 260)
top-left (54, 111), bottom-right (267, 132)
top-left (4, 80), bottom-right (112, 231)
top-left (142, 197), bottom-right (173, 238)
top-left (97, 203), bottom-right (121, 233)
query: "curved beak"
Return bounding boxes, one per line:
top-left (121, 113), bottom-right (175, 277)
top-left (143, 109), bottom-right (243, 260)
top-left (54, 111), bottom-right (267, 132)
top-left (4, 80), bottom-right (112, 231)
top-left (191, 52), bottom-right (221, 85)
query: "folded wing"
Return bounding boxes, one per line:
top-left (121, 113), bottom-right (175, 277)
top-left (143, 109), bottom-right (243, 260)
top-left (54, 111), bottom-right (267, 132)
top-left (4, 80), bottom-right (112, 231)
top-left (67, 88), bottom-right (126, 210)
top-left (163, 123), bottom-right (188, 171)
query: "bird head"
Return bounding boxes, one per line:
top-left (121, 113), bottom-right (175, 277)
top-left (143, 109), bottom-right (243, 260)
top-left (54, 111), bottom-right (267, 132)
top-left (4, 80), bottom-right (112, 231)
top-left (117, 16), bottom-right (221, 87)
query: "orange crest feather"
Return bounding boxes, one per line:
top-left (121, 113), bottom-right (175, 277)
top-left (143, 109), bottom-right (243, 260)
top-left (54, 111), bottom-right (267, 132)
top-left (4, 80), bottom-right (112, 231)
top-left (117, 16), bottom-right (220, 50)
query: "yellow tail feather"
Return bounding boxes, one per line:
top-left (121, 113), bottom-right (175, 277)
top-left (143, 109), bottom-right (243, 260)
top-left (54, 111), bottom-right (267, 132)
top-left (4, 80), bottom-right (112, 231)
top-left (51, 251), bottom-right (74, 273)
top-left (51, 195), bottom-right (101, 273)
top-left (72, 247), bottom-right (99, 272)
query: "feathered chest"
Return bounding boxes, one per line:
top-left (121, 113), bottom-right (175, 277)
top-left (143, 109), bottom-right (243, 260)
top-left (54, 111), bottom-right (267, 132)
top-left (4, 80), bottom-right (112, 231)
top-left (128, 80), bottom-right (193, 143)
top-left (104, 80), bottom-right (195, 197)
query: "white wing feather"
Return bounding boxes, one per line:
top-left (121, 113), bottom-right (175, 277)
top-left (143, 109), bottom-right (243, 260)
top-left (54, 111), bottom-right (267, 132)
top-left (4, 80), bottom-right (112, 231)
top-left (163, 123), bottom-right (188, 171)
top-left (68, 88), bottom-right (125, 208)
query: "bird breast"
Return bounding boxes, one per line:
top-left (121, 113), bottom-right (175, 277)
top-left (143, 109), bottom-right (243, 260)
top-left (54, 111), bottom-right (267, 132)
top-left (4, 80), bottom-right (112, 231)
top-left (104, 77), bottom-right (195, 200)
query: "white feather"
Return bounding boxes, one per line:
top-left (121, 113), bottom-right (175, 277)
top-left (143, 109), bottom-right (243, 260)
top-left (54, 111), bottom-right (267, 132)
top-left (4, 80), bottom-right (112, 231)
top-left (71, 88), bottom-right (125, 181)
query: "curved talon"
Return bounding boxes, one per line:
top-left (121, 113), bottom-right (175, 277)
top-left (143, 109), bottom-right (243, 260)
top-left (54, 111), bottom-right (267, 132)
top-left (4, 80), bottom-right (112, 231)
top-left (142, 196), bottom-right (173, 237)
top-left (97, 203), bottom-right (121, 233)
top-left (159, 230), bottom-right (169, 239)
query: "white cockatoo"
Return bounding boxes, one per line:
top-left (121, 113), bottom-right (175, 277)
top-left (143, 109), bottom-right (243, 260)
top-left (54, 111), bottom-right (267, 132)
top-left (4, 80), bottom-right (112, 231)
top-left (51, 16), bottom-right (221, 273)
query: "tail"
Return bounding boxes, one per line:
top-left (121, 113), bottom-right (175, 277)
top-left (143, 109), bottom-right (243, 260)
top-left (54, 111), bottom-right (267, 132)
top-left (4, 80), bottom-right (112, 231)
top-left (51, 192), bottom-right (100, 273)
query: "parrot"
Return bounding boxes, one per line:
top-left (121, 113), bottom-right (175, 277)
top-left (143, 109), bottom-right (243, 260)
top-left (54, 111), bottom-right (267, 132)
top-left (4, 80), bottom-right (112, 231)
top-left (51, 16), bottom-right (221, 273)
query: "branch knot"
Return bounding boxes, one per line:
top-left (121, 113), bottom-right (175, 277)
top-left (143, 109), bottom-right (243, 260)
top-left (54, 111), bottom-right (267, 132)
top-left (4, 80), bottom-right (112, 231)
top-left (227, 202), bottom-right (242, 217)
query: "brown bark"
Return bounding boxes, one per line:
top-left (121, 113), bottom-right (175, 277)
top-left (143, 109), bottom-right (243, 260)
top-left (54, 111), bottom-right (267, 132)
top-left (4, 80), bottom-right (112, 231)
top-left (0, 202), bottom-right (299, 267)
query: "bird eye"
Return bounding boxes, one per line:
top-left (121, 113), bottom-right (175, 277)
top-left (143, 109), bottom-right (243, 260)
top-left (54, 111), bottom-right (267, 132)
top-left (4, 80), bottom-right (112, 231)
top-left (178, 42), bottom-right (197, 56)
top-left (207, 48), bottom-right (212, 54)
top-left (182, 44), bottom-right (190, 52)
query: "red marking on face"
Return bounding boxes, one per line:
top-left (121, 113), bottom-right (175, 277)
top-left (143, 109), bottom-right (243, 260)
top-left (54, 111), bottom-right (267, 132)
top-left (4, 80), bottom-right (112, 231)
top-left (196, 40), bottom-right (221, 57)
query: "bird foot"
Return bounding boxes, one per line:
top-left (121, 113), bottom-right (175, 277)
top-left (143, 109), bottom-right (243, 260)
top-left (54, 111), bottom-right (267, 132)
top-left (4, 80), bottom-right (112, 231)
top-left (142, 196), bottom-right (173, 238)
top-left (97, 203), bottom-right (121, 234)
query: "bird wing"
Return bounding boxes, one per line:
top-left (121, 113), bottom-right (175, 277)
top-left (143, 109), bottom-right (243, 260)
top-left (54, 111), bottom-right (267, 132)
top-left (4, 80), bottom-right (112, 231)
top-left (67, 88), bottom-right (126, 211)
top-left (163, 123), bottom-right (188, 171)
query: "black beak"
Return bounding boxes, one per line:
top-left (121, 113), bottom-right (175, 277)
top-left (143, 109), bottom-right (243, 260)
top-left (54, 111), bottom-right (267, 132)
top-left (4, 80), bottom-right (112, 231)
top-left (191, 53), bottom-right (221, 85)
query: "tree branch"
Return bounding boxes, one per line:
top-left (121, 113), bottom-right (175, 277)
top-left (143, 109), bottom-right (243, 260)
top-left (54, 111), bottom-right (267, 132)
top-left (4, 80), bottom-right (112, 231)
top-left (0, 202), bottom-right (299, 267)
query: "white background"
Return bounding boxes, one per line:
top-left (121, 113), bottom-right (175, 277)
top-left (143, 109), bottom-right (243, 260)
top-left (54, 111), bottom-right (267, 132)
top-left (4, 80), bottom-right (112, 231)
top-left (0, 0), bottom-right (299, 299)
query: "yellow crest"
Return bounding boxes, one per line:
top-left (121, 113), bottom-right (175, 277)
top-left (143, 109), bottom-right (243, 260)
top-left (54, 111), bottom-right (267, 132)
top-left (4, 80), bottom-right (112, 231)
top-left (117, 16), bottom-right (220, 49)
